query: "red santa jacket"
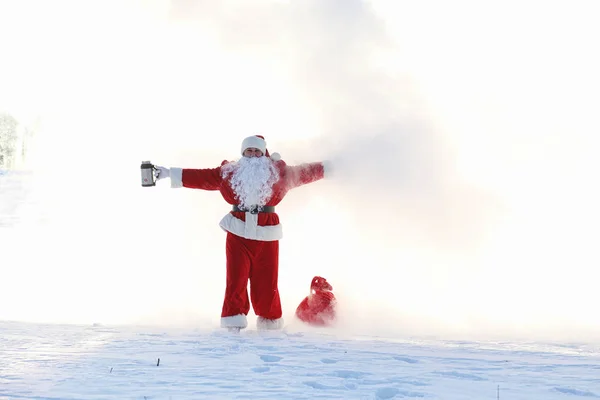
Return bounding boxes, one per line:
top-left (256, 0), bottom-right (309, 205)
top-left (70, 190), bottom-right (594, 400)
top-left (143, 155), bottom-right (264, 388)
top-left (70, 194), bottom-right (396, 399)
top-left (169, 159), bottom-right (325, 241)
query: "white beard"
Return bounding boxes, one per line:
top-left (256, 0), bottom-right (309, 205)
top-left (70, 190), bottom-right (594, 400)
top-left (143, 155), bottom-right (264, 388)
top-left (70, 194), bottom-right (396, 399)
top-left (221, 156), bottom-right (280, 209)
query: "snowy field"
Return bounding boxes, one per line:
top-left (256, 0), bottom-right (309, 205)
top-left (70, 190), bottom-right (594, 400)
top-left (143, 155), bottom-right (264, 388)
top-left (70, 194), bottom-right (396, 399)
top-left (1, 320), bottom-right (599, 400)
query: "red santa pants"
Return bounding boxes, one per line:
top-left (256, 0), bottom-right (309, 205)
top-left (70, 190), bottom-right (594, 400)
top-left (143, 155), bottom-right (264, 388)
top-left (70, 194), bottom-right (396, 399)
top-left (221, 232), bottom-right (282, 320)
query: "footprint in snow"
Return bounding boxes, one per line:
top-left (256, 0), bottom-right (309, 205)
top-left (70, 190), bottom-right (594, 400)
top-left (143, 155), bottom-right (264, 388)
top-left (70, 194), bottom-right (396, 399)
top-left (376, 388), bottom-right (426, 399)
top-left (255, 345), bottom-right (277, 351)
top-left (376, 388), bottom-right (400, 399)
top-left (284, 332), bottom-right (304, 337)
top-left (320, 358), bottom-right (338, 364)
top-left (436, 371), bottom-right (486, 381)
top-left (303, 381), bottom-right (345, 390)
top-left (393, 356), bottom-right (419, 364)
top-left (260, 355), bottom-right (282, 363)
top-left (332, 370), bottom-right (368, 379)
top-left (554, 387), bottom-right (599, 397)
top-left (251, 366), bottom-right (270, 373)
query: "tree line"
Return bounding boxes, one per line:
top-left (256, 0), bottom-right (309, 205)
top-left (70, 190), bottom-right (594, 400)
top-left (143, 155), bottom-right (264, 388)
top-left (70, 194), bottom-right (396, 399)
top-left (0, 113), bottom-right (36, 169)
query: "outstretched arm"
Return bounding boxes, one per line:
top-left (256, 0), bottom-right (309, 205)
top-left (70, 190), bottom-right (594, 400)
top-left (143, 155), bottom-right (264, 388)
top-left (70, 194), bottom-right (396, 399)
top-left (284, 162), bottom-right (327, 190)
top-left (170, 166), bottom-right (223, 190)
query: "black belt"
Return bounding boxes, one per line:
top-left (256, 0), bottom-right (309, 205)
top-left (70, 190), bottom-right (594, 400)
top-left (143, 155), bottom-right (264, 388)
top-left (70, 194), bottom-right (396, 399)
top-left (232, 205), bottom-right (275, 214)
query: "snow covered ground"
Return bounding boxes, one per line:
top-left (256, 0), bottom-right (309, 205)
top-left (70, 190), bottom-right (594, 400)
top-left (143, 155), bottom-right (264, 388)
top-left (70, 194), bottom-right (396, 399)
top-left (1, 320), bottom-right (599, 400)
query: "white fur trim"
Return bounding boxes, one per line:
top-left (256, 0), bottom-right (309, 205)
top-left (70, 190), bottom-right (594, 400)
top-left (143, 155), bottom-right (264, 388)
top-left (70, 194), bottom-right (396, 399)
top-left (219, 212), bottom-right (283, 241)
top-left (241, 136), bottom-right (267, 155)
top-left (221, 314), bottom-right (248, 329)
top-left (245, 212), bottom-right (258, 238)
top-left (257, 316), bottom-right (284, 330)
top-left (270, 152), bottom-right (281, 161)
top-left (170, 167), bottom-right (183, 188)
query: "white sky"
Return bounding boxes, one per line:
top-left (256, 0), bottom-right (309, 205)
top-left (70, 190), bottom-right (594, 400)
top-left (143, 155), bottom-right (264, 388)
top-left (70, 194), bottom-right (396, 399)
top-left (1, 0), bottom-right (599, 342)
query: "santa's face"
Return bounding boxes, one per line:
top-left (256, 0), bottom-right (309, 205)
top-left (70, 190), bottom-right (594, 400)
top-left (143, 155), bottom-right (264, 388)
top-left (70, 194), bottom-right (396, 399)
top-left (243, 147), bottom-right (264, 158)
top-left (222, 155), bottom-right (280, 209)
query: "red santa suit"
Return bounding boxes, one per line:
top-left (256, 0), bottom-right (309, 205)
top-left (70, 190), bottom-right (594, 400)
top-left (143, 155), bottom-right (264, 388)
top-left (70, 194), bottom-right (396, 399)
top-left (295, 276), bottom-right (337, 326)
top-left (168, 135), bottom-right (326, 330)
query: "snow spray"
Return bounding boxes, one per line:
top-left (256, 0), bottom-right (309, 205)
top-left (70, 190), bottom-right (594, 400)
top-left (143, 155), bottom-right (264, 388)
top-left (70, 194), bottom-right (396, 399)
top-left (140, 161), bottom-right (156, 187)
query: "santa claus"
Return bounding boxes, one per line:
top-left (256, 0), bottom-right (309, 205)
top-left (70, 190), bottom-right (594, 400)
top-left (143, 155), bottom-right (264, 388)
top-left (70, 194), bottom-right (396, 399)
top-left (154, 135), bottom-right (327, 331)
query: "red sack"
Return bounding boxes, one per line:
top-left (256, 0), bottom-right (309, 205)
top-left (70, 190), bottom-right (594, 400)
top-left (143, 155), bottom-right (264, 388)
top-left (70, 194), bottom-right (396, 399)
top-left (295, 276), bottom-right (337, 326)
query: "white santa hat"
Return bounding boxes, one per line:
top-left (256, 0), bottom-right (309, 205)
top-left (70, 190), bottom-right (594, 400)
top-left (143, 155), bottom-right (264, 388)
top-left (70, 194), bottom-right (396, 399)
top-left (240, 135), bottom-right (281, 161)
